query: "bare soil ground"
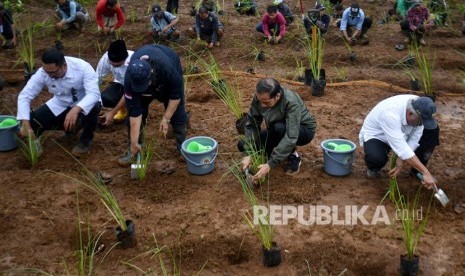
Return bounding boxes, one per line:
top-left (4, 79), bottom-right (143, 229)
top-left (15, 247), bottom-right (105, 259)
top-left (1, 0), bottom-right (465, 275)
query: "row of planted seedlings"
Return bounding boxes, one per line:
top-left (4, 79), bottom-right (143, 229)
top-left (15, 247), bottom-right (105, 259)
top-left (383, 154), bottom-right (434, 276)
top-left (198, 52), bottom-right (282, 266)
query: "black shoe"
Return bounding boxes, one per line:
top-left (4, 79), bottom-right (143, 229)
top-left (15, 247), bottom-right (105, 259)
top-left (286, 153), bottom-right (301, 175)
top-left (72, 141), bottom-right (91, 155)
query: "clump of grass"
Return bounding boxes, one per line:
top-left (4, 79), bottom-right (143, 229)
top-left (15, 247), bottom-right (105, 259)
top-left (16, 20), bottom-right (35, 74)
top-left (18, 134), bottom-right (43, 167)
top-left (394, 184), bottom-right (433, 261)
top-left (415, 48), bottom-right (435, 96)
top-left (231, 163), bottom-right (273, 250)
top-left (333, 66), bottom-right (348, 82)
top-left (307, 28), bottom-right (324, 80)
top-left (137, 136), bottom-right (156, 181)
top-left (48, 141), bottom-right (129, 231)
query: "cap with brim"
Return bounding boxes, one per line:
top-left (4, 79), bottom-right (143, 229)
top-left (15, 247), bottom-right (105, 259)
top-left (412, 97), bottom-right (437, 129)
top-left (152, 4), bottom-right (163, 16)
top-left (127, 60), bottom-right (152, 94)
top-left (273, 0), bottom-right (283, 5)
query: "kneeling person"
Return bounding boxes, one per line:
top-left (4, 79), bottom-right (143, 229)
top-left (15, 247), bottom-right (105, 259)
top-left (239, 78), bottom-right (317, 181)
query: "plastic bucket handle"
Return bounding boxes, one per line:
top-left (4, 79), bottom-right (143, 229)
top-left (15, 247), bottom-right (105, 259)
top-left (181, 146), bottom-right (219, 167)
top-left (325, 150), bottom-right (356, 167)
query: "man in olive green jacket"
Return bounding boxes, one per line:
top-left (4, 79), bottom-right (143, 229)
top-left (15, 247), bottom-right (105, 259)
top-left (239, 78), bottom-right (317, 181)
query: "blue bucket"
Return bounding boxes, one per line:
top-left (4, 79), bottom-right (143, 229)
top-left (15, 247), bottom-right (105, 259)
top-left (0, 115), bottom-right (19, 152)
top-left (320, 139), bottom-right (356, 176)
top-left (181, 136), bottom-right (218, 175)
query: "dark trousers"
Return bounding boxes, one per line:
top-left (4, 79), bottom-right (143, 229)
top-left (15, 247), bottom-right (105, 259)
top-left (101, 82), bottom-right (124, 108)
top-left (363, 126), bottom-right (440, 172)
top-left (256, 23), bottom-right (281, 37)
top-left (126, 95), bottom-right (187, 151)
top-left (166, 0), bottom-right (178, 13)
top-left (400, 20), bottom-right (424, 40)
top-left (337, 17), bottom-right (372, 36)
top-left (1, 24), bottom-right (14, 40)
top-left (238, 121), bottom-right (315, 157)
top-left (30, 102), bottom-right (101, 144)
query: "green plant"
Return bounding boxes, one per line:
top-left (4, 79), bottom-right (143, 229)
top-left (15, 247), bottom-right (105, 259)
top-left (394, 184), bottom-right (433, 261)
top-left (137, 135), bottom-right (156, 181)
top-left (295, 58), bottom-right (305, 80)
top-left (306, 29), bottom-right (324, 80)
top-left (48, 141), bottom-right (128, 231)
top-left (231, 163), bottom-right (273, 250)
top-left (415, 48), bottom-right (435, 96)
top-left (16, 19), bottom-right (35, 73)
top-left (18, 134), bottom-right (43, 167)
top-left (2, 0), bottom-right (24, 12)
top-left (333, 66), bottom-right (348, 82)
top-left (389, 154), bottom-right (399, 203)
top-left (241, 135), bottom-right (267, 177)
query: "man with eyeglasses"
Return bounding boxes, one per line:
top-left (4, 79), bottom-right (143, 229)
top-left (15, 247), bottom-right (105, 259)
top-left (95, 0), bottom-right (125, 35)
top-left (17, 48), bottom-right (101, 155)
top-left (359, 95), bottom-right (440, 190)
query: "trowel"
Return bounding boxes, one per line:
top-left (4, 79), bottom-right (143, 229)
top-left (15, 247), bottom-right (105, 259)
top-left (417, 173), bottom-right (450, 207)
top-left (130, 153), bottom-right (144, 180)
top-left (244, 168), bottom-right (254, 188)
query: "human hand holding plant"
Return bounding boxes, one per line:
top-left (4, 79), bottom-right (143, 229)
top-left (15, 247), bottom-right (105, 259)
top-left (242, 156), bottom-right (252, 170)
top-left (19, 120), bottom-right (34, 138)
top-left (253, 163), bottom-right (270, 182)
top-left (131, 142), bottom-right (141, 157)
top-left (389, 158), bottom-right (404, 178)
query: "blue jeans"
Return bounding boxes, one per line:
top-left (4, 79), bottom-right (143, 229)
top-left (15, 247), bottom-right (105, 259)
top-left (256, 23), bottom-right (280, 36)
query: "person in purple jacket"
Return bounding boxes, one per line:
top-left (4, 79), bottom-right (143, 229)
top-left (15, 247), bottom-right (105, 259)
top-left (256, 5), bottom-right (286, 44)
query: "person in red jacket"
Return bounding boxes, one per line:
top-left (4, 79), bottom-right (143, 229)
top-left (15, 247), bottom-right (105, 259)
top-left (95, 0), bottom-right (125, 35)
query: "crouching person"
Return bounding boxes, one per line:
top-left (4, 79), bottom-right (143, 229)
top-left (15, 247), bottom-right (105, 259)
top-left (238, 78), bottom-right (317, 181)
top-left (147, 5), bottom-right (180, 43)
top-left (17, 48), bottom-right (101, 155)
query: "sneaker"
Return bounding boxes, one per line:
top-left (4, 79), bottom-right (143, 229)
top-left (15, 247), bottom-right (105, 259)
top-left (419, 38), bottom-right (426, 46)
top-left (72, 141), bottom-right (91, 155)
top-left (285, 153), bottom-right (301, 175)
top-left (113, 107), bottom-right (127, 123)
top-left (117, 150), bottom-right (133, 167)
top-left (366, 168), bottom-right (380, 178)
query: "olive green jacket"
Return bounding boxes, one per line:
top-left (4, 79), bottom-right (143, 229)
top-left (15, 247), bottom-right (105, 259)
top-left (245, 87), bottom-right (317, 168)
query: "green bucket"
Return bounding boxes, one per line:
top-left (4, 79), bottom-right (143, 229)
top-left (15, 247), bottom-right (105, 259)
top-left (0, 115), bottom-right (19, 151)
top-left (320, 139), bottom-right (356, 176)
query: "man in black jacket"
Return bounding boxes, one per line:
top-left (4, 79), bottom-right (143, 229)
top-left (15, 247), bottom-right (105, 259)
top-left (118, 44), bottom-right (188, 166)
top-left (187, 7), bottom-right (224, 48)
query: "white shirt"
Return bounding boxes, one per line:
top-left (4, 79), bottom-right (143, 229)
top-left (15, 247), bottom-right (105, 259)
top-left (359, 94), bottom-right (424, 160)
top-left (96, 50), bottom-right (134, 84)
top-left (17, 56), bottom-right (101, 120)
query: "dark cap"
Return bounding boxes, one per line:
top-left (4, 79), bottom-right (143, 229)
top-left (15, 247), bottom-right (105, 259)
top-left (127, 60), bottom-right (152, 93)
top-left (151, 4), bottom-right (163, 15)
top-left (412, 96), bottom-right (437, 129)
top-left (315, 4), bottom-right (326, 11)
top-left (108, 40), bottom-right (128, 62)
top-left (350, 3), bottom-right (360, 17)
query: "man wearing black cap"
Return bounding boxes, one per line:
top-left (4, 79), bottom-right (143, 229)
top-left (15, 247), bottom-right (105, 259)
top-left (338, 2), bottom-right (372, 45)
top-left (0, 2), bottom-right (17, 49)
top-left (359, 95), bottom-right (439, 190)
top-left (303, 4), bottom-right (331, 35)
top-left (96, 39), bottom-right (133, 125)
top-left (148, 4), bottom-right (180, 43)
top-left (118, 44), bottom-right (188, 165)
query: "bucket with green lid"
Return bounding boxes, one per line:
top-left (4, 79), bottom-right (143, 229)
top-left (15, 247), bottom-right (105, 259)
top-left (320, 139), bottom-right (356, 176)
top-left (0, 115), bottom-right (19, 151)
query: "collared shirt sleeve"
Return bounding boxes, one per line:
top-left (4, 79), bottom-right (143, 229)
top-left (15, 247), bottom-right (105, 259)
top-left (114, 5), bottom-right (125, 28)
top-left (262, 14), bottom-right (270, 37)
top-left (96, 52), bottom-right (111, 84)
top-left (66, 2), bottom-right (77, 23)
top-left (77, 62), bottom-right (101, 115)
top-left (355, 11), bottom-right (364, 30)
top-left (268, 99), bottom-right (301, 168)
top-left (340, 10), bottom-right (348, 31)
top-left (379, 113), bottom-right (415, 160)
top-left (277, 12), bottom-right (286, 38)
top-left (17, 70), bottom-right (46, 121)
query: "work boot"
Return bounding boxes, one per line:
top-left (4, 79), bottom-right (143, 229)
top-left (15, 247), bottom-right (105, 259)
top-left (118, 150), bottom-right (133, 167)
top-left (72, 141), bottom-right (91, 155)
top-left (285, 152), bottom-right (301, 175)
top-left (113, 107), bottom-right (127, 123)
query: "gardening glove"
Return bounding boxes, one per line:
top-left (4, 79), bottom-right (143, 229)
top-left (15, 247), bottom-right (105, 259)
top-left (241, 156), bottom-right (252, 171)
